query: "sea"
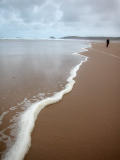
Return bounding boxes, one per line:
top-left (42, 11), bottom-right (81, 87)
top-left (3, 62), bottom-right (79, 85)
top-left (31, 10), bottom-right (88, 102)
top-left (0, 39), bottom-right (90, 160)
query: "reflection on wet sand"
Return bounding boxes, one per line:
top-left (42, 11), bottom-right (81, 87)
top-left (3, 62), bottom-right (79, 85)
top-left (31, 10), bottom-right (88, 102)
top-left (0, 39), bottom-right (88, 158)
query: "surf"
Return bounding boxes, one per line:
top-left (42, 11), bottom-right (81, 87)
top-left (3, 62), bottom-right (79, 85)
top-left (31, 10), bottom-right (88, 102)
top-left (2, 54), bottom-right (88, 160)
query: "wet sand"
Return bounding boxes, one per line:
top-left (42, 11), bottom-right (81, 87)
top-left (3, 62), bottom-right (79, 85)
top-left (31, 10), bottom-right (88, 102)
top-left (0, 39), bottom-right (87, 158)
top-left (25, 42), bottom-right (120, 160)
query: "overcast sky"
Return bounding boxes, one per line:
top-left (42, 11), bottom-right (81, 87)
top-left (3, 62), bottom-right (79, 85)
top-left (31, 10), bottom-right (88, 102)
top-left (0, 0), bottom-right (120, 38)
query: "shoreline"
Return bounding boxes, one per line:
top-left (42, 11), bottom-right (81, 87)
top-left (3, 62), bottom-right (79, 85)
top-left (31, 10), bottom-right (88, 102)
top-left (2, 50), bottom-right (88, 160)
top-left (25, 42), bottom-right (120, 160)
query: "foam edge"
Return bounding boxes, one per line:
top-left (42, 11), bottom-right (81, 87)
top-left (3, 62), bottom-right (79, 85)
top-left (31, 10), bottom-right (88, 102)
top-left (3, 56), bottom-right (88, 160)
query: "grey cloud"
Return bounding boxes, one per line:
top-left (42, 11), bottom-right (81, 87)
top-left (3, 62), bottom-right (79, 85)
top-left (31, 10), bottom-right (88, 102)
top-left (0, 0), bottom-right (120, 37)
top-left (59, 0), bottom-right (119, 21)
top-left (56, 0), bottom-right (120, 36)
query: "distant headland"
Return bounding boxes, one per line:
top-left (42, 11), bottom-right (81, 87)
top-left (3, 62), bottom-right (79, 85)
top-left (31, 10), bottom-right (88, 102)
top-left (60, 36), bottom-right (120, 40)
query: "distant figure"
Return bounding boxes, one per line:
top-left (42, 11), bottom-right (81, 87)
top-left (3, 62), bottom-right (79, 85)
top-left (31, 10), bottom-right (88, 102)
top-left (106, 38), bottom-right (110, 47)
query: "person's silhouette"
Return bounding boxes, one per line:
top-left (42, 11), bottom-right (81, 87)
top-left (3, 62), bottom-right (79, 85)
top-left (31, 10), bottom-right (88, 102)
top-left (106, 38), bottom-right (110, 47)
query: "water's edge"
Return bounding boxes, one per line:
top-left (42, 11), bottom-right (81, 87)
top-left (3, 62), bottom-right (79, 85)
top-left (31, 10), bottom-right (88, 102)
top-left (2, 51), bottom-right (88, 160)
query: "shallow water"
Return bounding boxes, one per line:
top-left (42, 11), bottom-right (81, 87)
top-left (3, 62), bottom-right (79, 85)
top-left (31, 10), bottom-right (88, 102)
top-left (0, 39), bottom-right (90, 159)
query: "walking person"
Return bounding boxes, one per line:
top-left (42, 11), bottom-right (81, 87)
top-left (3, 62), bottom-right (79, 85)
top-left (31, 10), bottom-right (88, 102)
top-left (106, 38), bottom-right (110, 47)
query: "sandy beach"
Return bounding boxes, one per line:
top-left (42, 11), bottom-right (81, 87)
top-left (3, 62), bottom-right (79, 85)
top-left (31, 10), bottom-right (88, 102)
top-left (0, 0), bottom-right (120, 159)
top-left (25, 42), bottom-right (120, 160)
top-left (0, 40), bottom-right (88, 159)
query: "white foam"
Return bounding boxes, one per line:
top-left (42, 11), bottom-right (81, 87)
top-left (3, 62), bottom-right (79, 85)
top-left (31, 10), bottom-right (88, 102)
top-left (0, 111), bottom-right (9, 125)
top-left (72, 45), bottom-right (91, 56)
top-left (3, 56), bottom-right (88, 160)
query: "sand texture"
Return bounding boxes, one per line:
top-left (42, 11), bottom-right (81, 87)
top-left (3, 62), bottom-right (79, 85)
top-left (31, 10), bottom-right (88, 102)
top-left (24, 42), bottom-right (120, 160)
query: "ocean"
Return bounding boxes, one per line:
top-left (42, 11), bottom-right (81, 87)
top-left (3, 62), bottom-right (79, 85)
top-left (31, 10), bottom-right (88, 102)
top-left (0, 39), bottom-right (90, 160)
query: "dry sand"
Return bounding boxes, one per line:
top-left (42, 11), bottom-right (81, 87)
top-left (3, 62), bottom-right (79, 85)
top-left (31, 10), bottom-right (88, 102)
top-left (25, 42), bottom-right (120, 160)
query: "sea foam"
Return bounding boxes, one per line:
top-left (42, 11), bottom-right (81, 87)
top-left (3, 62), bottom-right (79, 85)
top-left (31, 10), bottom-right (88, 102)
top-left (0, 111), bottom-right (9, 125)
top-left (3, 55), bottom-right (88, 160)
